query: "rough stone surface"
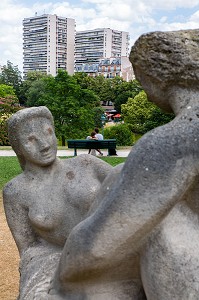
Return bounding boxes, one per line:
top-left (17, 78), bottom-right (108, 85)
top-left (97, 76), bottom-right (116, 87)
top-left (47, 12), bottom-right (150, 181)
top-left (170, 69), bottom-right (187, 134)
top-left (51, 29), bottom-right (199, 299)
top-left (3, 106), bottom-right (115, 299)
top-left (4, 29), bottom-right (199, 299)
top-left (129, 29), bottom-right (199, 112)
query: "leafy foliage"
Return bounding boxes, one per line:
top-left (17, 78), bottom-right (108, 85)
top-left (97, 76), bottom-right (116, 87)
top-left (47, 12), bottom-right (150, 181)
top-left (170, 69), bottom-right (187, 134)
top-left (114, 80), bottom-right (143, 113)
top-left (121, 91), bottom-right (174, 134)
top-left (72, 74), bottom-right (143, 112)
top-left (93, 106), bottom-right (106, 128)
top-left (25, 70), bottom-right (101, 144)
top-left (0, 61), bottom-right (22, 103)
top-left (0, 62), bottom-right (174, 143)
top-left (104, 123), bottom-right (134, 146)
top-left (19, 71), bottom-right (49, 106)
top-left (0, 84), bottom-right (21, 145)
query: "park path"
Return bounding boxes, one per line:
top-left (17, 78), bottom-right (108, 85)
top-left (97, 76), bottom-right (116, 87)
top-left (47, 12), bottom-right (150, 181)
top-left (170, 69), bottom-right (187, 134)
top-left (0, 148), bottom-right (131, 157)
top-left (0, 192), bottom-right (19, 300)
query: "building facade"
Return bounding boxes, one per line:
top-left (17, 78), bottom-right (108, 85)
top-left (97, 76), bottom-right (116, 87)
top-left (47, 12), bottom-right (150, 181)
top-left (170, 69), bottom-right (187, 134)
top-left (23, 14), bottom-right (75, 77)
top-left (75, 28), bottom-right (132, 80)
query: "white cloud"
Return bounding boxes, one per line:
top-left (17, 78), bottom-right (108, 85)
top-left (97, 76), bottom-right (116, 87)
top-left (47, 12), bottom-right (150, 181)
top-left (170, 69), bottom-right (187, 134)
top-left (144, 0), bottom-right (199, 10)
top-left (190, 10), bottom-right (199, 21)
top-left (0, 0), bottom-right (198, 73)
top-left (0, 1), bottom-right (32, 70)
top-left (52, 5), bottom-right (97, 22)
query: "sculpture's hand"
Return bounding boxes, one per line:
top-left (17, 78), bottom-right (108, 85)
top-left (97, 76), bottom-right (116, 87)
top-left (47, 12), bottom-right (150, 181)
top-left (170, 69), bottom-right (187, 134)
top-left (50, 218), bottom-right (99, 292)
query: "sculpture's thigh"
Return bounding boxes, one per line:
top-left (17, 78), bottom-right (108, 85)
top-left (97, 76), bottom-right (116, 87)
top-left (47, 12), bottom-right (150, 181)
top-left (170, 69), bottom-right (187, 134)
top-left (140, 204), bottom-right (199, 300)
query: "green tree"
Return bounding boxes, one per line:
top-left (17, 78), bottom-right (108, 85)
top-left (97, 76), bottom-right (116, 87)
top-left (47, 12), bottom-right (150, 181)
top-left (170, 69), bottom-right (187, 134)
top-left (93, 106), bottom-right (106, 128)
top-left (19, 71), bottom-right (48, 105)
top-left (27, 70), bottom-right (100, 145)
top-left (74, 74), bottom-right (117, 105)
top-left (0, 84), bottom-right (16, 98)
top-left (104, 123), bottom-right (134, 146)
top-left (121, 91), bottom-right (174, 134)
top-left (72, 74), bottom-right (143, 113)
top-left (0, 84), bottom-right (20, 145)
top-left (73, 72), bottom-right (96, 90)
top-left (114, 80), bottom-right (143, 113)
top-left (0, 61), bottom-right (22, 103)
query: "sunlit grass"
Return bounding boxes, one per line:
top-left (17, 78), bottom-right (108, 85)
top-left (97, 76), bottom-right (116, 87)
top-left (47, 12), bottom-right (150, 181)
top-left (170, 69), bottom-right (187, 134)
top-left (0, 157), bottom-right (21, 190)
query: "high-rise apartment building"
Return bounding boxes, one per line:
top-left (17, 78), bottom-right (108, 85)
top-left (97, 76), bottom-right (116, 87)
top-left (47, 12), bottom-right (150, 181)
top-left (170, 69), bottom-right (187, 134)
top-left (75, 28), bottom-right (131, 79)
top-left (23, 14), bottom-right (75, 77)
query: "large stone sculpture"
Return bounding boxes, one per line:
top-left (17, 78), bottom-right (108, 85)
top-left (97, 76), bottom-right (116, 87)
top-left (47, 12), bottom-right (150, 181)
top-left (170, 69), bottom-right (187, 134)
top-left (3, 28), bottom-right (199, 299)
top-left (3, 106), bottom-right (122, 299)
top-left (49, 29), bottom-right (199, 299)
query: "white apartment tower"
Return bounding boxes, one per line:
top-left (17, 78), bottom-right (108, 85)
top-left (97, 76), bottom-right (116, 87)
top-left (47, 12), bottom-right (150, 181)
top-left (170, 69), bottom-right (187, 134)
top-left (75, 28), bottom-right (129, 74)
top-left (23, 14), bottom-right (75, 77)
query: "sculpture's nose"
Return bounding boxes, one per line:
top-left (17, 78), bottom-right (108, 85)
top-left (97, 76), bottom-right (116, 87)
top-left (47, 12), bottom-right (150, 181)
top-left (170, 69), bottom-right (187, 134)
top-left (38, 138), bottom-right (51, 152)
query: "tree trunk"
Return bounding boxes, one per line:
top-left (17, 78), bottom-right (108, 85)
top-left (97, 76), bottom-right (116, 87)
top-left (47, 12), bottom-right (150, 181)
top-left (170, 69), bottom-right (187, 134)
top-left (61, 136), bottom-right (66, 146)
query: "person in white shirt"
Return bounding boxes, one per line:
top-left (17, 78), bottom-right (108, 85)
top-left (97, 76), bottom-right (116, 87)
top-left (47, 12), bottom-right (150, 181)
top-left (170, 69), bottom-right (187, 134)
top-left (95, 128), bottom-right (103, 141)
top-left (94, 128), bottom-right (103, 156)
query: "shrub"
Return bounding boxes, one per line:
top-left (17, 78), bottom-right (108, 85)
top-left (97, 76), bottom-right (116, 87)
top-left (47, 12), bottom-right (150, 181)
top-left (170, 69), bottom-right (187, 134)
top-left (0, 97), bottom-right (21, 145)
top-left (0, 113), bottom-right (12, 145)
top-left (104, 123), bottom-right (134, 146)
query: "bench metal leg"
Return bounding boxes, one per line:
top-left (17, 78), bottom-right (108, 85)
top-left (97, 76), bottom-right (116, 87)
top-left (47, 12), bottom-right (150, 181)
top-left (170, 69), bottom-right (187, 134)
top-left (108, 148), bottom-right (117, 156)
top-left (74, 148), bottom-right (77, 156)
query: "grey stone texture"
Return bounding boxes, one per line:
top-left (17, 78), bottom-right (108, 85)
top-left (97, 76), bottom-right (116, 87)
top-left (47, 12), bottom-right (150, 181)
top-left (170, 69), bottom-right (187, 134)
top-left (3, 28), bottom-right (199, 299)
top-left (3, 106), bottom-right (116, 299)
top-left (50, 29), bottom-right (199, 299)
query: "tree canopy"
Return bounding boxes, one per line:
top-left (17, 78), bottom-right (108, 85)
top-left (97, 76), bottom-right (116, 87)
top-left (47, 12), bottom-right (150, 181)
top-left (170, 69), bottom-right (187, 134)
top-left (0, 62), bottom-right (176, 144)
top-left (25, 70), bottom-right (101, 144)
top-left (0, 61), bottom-right (22, 103)
top-left (0, 84), bottom-right (20, 145)
top-left (121, 91), bottom-right (174, 134)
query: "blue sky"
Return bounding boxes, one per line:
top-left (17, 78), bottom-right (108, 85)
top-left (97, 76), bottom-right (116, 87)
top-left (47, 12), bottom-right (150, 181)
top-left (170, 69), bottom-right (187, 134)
top-left (0, 0), bottom-right (199, 72)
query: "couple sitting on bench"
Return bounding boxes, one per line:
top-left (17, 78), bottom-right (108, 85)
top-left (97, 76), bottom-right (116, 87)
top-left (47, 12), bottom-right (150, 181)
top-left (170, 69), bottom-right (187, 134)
top-left (87, 128), bottom-right (103, 156)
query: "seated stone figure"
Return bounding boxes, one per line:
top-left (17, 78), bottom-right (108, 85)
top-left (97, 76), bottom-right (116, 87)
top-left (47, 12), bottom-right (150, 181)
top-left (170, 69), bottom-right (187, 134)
top-left (3, 106), bottom-right (122, 299)
top-left (4, 29), bottom-right (199, 300)
top-left (48, 29), bottom-right (199, 299)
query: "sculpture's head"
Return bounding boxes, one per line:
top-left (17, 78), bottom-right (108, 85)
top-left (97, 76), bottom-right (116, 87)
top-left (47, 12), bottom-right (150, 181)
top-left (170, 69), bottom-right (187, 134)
top-left (7, 106), bottom-right (57, 170)
top-left (129, 29), bottom-right (199, 112)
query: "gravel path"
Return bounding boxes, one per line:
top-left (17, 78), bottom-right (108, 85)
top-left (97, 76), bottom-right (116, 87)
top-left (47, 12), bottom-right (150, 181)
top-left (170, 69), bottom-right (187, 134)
top-left (0, 193), bottom-right (19, 300)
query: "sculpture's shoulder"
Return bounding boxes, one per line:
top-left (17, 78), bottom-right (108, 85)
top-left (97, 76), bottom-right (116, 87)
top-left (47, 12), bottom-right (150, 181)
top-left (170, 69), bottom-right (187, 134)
top-left (3, 173), bottom-right (25, 203)
top-left (62, 154), bottom-right (113, 172)
top-left (61, 154), bottom-right (113, 184)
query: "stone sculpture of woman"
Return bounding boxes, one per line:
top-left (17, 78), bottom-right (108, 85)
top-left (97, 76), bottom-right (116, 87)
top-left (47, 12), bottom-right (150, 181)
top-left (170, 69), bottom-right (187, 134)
top-left (4, 29), bottom-right (199, 300)
top-left (48, 29), bottom-right (199, 300)
top-left (3, 106), bottom-right (122, 299)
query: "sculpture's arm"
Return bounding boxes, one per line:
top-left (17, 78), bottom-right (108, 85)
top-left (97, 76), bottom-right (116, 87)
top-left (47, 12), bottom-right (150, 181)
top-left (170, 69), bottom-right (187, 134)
top-left (75, 154), bottom-right (114, 184)
top-left (83, 154), bottom-right (113, 183)
top-left (51, 127), bottom-right (199, 290)
top-left (3, 183), bottom-right (39, 255)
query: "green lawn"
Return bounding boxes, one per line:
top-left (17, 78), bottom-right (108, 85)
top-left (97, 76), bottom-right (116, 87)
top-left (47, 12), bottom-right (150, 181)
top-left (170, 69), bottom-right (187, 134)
top-left (0, 156), bottom-right (126, 191)
top-left (0, 157), bottom-right (21, 190)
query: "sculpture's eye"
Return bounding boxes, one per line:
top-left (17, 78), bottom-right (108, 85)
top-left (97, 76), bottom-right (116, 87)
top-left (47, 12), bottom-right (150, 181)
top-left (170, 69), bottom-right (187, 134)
top-left (47, 127), bottom-right (53, 134)
top-left (28, 135), bottom-right (36, 142)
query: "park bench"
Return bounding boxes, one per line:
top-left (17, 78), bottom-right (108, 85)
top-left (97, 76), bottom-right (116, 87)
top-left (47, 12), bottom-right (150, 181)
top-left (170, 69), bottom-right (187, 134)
top-left (67, 139), bottom-right (117, 156)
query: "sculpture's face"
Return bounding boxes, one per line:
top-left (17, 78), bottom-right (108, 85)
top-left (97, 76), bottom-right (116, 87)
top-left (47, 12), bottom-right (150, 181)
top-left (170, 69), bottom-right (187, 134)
top-left (19, 117), bottom-right (57, 167)
top-left (134, 68), bottom-right (172, 113)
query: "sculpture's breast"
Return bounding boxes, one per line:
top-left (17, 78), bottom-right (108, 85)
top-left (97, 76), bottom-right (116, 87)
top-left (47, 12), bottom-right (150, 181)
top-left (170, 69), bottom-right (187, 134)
top-left (25, 167), bottom-right (104, 246)
top-left (28, 193), bottom-right (69, 246)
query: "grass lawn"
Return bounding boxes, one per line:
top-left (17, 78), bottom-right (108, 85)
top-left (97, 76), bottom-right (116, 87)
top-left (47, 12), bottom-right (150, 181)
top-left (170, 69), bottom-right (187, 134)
top-left (0, 156), bottom-right (126, 191)
top-left (0, 157), bottom-right (21, 190)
